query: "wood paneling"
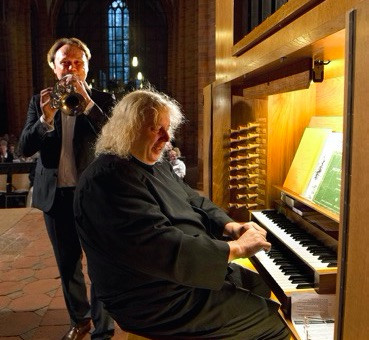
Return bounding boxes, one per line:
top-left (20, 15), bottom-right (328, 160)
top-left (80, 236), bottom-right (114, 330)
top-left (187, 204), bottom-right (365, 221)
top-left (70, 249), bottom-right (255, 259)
top-left (202, 84), bottom-right (212, 198)
top-left (215, 0), bottom-right (361, 86)
top-left (211, 83), bottom-right (231, 209)
top-left (340, 1), bottom-right (369, 338)
top-left (233, 0), bottom-right (324, 56)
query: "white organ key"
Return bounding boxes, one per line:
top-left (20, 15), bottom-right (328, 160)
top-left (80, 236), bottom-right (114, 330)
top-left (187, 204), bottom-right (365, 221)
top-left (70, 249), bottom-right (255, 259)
top-left (252, 211), bottom-right (329, 269)
top-left (254, 250), bottom-right (298, 290)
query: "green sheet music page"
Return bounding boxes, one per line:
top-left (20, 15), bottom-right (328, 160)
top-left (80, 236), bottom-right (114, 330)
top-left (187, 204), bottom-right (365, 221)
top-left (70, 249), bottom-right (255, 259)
top-left (312, 152), bottom-right (342, 214)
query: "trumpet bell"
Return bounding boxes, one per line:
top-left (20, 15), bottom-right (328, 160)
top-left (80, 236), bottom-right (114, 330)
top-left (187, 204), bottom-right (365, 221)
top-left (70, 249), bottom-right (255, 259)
top-left (50, 75), bottom-right (87, 116)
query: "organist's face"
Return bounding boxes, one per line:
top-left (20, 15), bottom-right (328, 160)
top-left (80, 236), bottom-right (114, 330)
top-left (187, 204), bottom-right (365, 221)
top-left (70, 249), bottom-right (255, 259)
top-left (130, 109), bottom-right (171, 165)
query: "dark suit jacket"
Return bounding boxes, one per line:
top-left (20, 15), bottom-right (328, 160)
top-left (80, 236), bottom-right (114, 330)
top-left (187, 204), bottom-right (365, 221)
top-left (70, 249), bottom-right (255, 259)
top-left (19, 88), bottom-right (115, 212)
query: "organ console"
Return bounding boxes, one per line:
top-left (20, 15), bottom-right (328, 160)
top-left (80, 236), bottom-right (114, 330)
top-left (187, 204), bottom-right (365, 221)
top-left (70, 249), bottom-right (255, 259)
top-left (230, 153), bottom-right (259, 162)
top-left (205, 1), bottom-right (369, 337)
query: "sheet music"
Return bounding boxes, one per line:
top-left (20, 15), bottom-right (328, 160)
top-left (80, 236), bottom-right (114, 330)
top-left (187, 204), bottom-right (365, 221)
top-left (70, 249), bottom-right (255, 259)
top-left (291, 292), bottom-right (335, 340)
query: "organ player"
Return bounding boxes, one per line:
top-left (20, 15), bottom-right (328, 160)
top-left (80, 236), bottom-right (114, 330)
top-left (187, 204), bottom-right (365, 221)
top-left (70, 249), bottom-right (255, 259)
top-left (74, 89), bottom-right (291, 339)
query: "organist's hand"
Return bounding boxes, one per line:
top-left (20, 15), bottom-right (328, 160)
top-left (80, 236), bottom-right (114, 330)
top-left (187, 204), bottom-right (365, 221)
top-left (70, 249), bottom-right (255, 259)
top-left (227, 222), bottom-right (271, 262)
top-left (224, 221), bottom-right (265, 240)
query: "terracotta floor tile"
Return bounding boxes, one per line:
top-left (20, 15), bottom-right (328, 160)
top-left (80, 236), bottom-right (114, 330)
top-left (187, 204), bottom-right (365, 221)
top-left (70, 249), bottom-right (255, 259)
top-left (11, 256), bottom-right (40, 269)
top-left (1, 238), bottom-right (31, 255)
top-left (0, 281), bottom-right (25, 295)
top-left (34, 266), bottom-right (59, 280)
top-left (27, 239), bottom-right (52, 252)
top-left (0, 311), bottom-right (42, 337)
top-left (29, 325), bottom-right (71, 340)
top-left (0, 295), bottom-right (10, 309)
top-left (23, 279), bottom-right (60, 295)
top-left (34, 306), bottom-right (48, 317)
top-left (0, 209), bottom-right (132, 338)
top-left (48, 296), bottom-right (66, 310)
top-left (22, 243), bottom-right (52, 258)
top-left (0, 254), bottom-right (17, 262)
top-left (54, 286), bottom-right (64, 297)
top-left (7, 290), bottom-right (24, 300)
top-left (40, 309), bottom-right (69, 326)
top-left (1, 268), bottom-right (34, 282)
top-left (0, 261), bottom-right (11, 271)
top-left (39, 256), bottom-right (57, 268)
top-left (8, 293), bottom-right (52, 312)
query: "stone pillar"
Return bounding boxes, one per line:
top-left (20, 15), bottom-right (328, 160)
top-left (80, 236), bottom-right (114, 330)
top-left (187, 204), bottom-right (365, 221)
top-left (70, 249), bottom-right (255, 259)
top-left (4, 0), bottom-right (33, 136)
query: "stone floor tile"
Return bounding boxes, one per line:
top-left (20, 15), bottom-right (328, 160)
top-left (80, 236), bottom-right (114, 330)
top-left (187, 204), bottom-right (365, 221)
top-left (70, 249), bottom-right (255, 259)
top-left (40, 256), bottom-right (57, 268)
top-left (1, 268), bottom-right (34, 282)
top-left (22, 243), bottom-right (52, 258)
top-left (7, 290), bottom-right (24, 300)
top-left (0, 311), bottom-right (42, 337)
top-left (19, 328), bottom-right (35, 340)
top-left (0, 261), bottom-right (11, 271)
top-left (48, 296), bottom-right (66, 310)
top-left (27, 239), bottom-right (52, 251)
top-left (34, 306), bottom-right (48, 317)
top-left (45, 289), bottom-right (58, 298)
top-left (0, 254), bottom-right (16, 262)
top-left (40, 309), bottom-right (69, 326)
top-left (0, 281), bottom-right (25, 296)
top-left (54, 286), bottom-right (64, 297)
top-left (0, 295), bottom-right (10, 309)
top-left (23, 276), bottom-right (37, 285)
top-left (34, 266), bottom-right (59, 280)
top-left (1, 238), bottom-right (31, 256)
top-left (23, 279), bottom-right (60, 295)
top-left (8, 293), bottom-right (52, 312)
top-left (11, 256), bottom-right (40, 269)
top-left (30, 325), bottom-right (72, 340)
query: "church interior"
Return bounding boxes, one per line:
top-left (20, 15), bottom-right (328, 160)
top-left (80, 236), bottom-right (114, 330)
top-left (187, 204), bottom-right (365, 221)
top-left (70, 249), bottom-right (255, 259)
top-left (1, 0), bottom-right (369, 339)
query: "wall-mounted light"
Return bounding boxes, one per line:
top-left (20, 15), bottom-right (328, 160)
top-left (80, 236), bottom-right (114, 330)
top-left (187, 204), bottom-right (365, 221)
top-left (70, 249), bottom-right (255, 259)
top-left (137, 72), bottom-right (143, 80)
top-left (132, 56), bottom-right (138, 67)
top-left (312, 59), bottom-right (331, 83)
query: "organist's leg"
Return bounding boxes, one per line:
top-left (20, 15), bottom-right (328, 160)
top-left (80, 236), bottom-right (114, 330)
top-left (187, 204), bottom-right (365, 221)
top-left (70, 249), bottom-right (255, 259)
top-left (228, 262), bottom-right (272, 298)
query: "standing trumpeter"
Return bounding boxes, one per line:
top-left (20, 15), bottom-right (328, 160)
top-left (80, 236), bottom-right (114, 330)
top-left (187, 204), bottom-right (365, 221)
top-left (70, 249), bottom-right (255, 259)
top-left (19, 37), bottom-right (115, 340)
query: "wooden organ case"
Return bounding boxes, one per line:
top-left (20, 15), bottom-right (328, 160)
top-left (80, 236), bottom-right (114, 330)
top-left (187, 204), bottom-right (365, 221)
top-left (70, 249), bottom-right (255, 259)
top-left (204, 0), bottom-right (369, 339)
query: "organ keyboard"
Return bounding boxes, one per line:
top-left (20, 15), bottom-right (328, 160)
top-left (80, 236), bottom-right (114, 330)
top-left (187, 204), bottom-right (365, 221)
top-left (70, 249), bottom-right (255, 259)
top-left (250, 209), bottom-right (337, 316)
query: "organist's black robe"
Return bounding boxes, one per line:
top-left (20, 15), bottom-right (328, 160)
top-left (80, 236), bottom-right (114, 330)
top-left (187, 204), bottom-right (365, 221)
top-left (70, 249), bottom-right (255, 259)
top-left (74, 154), bottom-right (289, 339)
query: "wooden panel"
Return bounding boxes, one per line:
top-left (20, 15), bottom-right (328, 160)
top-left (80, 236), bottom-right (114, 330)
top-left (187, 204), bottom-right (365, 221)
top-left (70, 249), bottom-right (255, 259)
top-left (231, 95), bottom-right (257, 127)
top-left (216, 0), bottom-right (361, 85)
top-left (267, 88), bottom-right (316, 206)
top-left (202, 84), bottom-right (212, 198)
top-left (315, 76), bottom-right (345, 116)
top-left (211, 83), bottom-right (231, 208)
top-left (340, 1), bottom-right (369, 338)
top-left (243, 70), bottom-right (311, 98)
top-left (233, 0), bottom-right (323, 56)
top-left (215, 0), bottom-right (234, 82)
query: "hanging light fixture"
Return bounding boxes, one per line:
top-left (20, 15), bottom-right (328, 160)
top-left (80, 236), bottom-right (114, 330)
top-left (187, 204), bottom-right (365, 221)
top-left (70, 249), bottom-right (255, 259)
top-left (132, 56), bottom-right (138, 67)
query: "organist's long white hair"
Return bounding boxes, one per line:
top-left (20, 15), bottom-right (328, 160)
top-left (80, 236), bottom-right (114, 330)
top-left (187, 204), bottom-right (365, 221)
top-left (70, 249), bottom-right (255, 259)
top-left (95, 89), bottom-right (184, 158)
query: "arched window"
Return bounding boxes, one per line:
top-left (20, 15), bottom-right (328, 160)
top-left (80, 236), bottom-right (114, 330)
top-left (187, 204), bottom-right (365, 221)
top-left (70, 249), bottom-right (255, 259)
top-left (108, 0), bottom-right (130, 83)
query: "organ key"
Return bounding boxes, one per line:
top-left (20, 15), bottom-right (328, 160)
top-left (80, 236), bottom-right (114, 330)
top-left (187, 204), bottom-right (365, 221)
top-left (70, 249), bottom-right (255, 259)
top-left (249, 209), bottom-right (337, 316)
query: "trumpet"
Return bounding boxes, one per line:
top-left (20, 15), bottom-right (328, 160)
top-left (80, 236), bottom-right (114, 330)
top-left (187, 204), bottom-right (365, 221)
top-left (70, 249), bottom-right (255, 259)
top-left (50, 74), bottom-right (87, 116)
